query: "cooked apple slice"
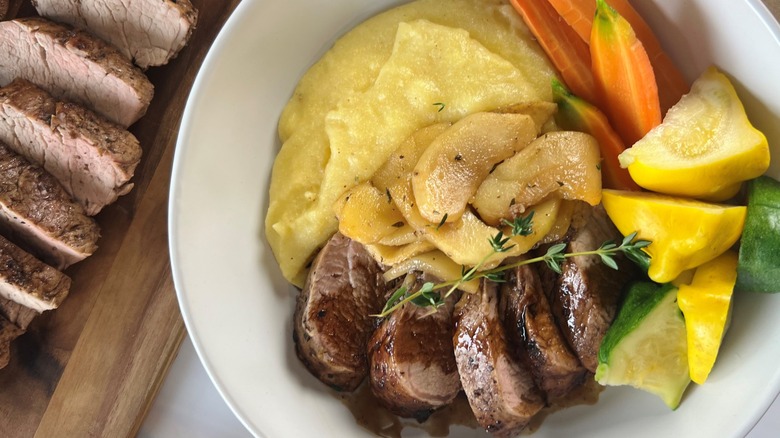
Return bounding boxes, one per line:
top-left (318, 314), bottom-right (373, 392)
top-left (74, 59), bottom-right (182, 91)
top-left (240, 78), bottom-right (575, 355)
top-left (411, 112), bottom-right (538, 224)
top-left (372, 123), bottom-right (451, 195)
top-left (495, 101), bottom-right (558, 133)
top-left (383, 250), bottom-right (481, 294)
top-left (333, 182), bottom-right (406, 245)
top-left (429, 198), bottom-right (560, 268)
top-left (364, 240), bottom-right (436, 266)
top-left (377, 223), bottom-right (418, 246)
top-left (472, 131), bottom-right (602, 226)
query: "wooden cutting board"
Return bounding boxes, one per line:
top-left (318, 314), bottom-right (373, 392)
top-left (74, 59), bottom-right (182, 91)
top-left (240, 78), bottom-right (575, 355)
top-left (0, 1), bottom-right (241, 437)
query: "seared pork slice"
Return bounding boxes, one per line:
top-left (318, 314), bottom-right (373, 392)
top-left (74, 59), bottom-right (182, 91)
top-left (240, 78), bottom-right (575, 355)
top-left (0, 79), bottom-right (142, 215)
top-left (0, 142), bottom-right (99, 268)
top-left (369, 282), bottom-right (460, 420)
top-left (542, 205), bottom-right (638, 372)
top-left (0, 17), bottom-right (154, 127)
top-left (500, 264), bottom-right (587, 401)
top-left (0, 234), bottom-right (70, 312)
top-left (0, 315), bottom-right (24, 368)
top-left (32, 0), bottom-right (198, 69)
top-left (293, 233), bottom-right (387, 392)
top-left (454, 281), bottom-right (544, 437)
top-left (0, 296), bottom-right (37, 331)
top-left (0, 0), bottom-right (7, 20)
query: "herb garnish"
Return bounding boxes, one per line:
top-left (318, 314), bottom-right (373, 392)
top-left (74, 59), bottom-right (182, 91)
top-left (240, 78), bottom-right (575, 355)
top-left (436, 213), bottom-right (448, 230)
top-left (373, 212), bottom-right (651, 318)
top-left (433, 102), bottom-right (446, 112)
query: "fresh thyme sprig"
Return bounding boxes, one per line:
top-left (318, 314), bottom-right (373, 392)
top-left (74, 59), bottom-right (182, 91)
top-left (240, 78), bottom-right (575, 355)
top-left (374, 213), bottom-right (536, 317)
top-left (373, 212), bottom-right (651, 318)
top-left (539, 231), bottom-right (651, 274)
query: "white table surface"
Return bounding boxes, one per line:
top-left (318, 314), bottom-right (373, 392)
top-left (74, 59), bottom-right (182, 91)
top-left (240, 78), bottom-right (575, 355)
top-left (138, 334), bottom-right (780, 438)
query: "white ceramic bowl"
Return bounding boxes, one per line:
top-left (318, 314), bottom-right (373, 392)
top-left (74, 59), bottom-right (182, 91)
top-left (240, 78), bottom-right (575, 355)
top-left (169, 1), bottom-right (780, 436)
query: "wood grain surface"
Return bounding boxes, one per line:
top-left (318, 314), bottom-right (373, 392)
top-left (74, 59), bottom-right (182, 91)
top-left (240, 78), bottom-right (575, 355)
top-left (0, 1), bottom-right (242, 437)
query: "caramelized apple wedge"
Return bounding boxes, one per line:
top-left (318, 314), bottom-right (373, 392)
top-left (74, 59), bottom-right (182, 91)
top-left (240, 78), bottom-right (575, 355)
top-left (364, 240), bottom-right (436, 266)
top-left (472, 131), bottom-right (602, 226)
top-left (383, 250), bottom-right (481, 294)
top-left (411, 112), bottom-right (538, 224)
top-left (333, 182), bottom-right (406, 244)
top-left (495, 101), bottom-right (558, 132)
top-left (430, 199), bottom-right (560, 268)
top-left (372, 123), bottom-right (450, 195)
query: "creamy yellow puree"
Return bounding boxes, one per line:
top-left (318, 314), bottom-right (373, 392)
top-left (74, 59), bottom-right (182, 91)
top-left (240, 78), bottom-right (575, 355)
top-left (266, 0), bottom-right (556, 286)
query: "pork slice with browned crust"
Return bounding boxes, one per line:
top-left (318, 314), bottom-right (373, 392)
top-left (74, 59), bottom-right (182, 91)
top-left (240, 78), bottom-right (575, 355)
top-left (33, 0), bottom-right (198, 69)
top-left (0, 79), bottom-right (142, 215)
top-left (454, 280), bottom-right (544, 437)
top-left (500, 263), bottom-right (587, 401)
top-left (0, 141), bottom-right (99, 268)
top-left (0, 17), bottom-right (154, 127)
top-left (368, 279), bottom-right (460, 421)
top-left (541, 205), bottom-right (639, 373)
top-left (0, 296), bottom-right (37, 331)
top-left (293, 233), bottom-right (387, 392)
top-left (0, 234), bottom-right (70, 313)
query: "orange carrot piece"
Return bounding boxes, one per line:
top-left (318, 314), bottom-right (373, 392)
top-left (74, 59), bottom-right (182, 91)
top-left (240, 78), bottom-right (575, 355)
top-left (552, 79), bottom-right (640, 191)
top-left (547, 0), bottom-right (689, 113)
top-left (509, 0), bottom-right (599, 105)
top-left (590, 0), bottom-right (661, 146)
top-left (546, 0), bottom-right (594, 42)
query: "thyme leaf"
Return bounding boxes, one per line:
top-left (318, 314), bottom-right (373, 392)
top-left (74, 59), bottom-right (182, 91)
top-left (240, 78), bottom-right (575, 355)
top-left (502, 211), bottom-right (535, 237)
top-left (436, 213), bottom-right (448, 230)
top-left (374, 207), bottom-right (651, 318)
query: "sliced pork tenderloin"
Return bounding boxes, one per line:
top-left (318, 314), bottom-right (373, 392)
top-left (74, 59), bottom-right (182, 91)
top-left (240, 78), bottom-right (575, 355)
top-left (0, 315), bottom-right (24, 368)
top-left (0, 17), bottom-right (154, 127)
top-left (0, 296), bottom-right (37, 331)
top-left (0, 141), bottom-right (99, 268)
top-left (0, 234), bottom-right (70, 312)
top-left (32, 0), bottom-right (198, 69)
top-left (540, 205), bottom-right (639, 372)
top-left (293, 233), bottom-right (387, 392)
top-left (453, 280), bottom-right (544, 437)
top-left (0, 79), bottom-right (142, 215)
top-left (368, 279), bottom-right (460, 421)
top-left (500, 264), bottom-right (587, 401)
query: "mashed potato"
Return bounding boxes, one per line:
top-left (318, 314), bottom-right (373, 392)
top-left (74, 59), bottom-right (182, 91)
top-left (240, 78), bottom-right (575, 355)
top-left (266, 0), bottom-right (557, 286)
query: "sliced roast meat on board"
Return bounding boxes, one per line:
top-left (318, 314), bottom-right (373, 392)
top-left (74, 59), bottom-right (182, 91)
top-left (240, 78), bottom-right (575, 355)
top-left (0, 233), bottom-right (70, 312)
top-left (500, 264), bottom-right (587, 401)
top-left (0, 315), bottom-right (24, 368)
top-left (0, 17), bottom-right (154, 127)
top-left (368, 281), bottom-right (460, 421)
top-left (32, 0), bottom-right (198, 69)
top-left (541, 205), bottom-right (639, 373)
top-left (0, 79), bottom-right (142, 215)
top-left (0, 141), bottom-right (99, 268)
top-left (453, 280), bottom-right (545, 438)
top-left (0, 296), bottom-right (37, 331)
top-left (293, 233), bottom-right (387, 392)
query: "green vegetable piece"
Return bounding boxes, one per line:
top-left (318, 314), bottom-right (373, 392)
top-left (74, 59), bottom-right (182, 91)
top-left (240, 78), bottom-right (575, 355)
top-left (596, 282), bottom-right (690, 409)
top-left (736, 176), bottom-right (780, 293)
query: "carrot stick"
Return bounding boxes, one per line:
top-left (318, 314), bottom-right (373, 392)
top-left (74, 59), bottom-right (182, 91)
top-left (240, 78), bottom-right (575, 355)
top-left (551, 79), bottom-right (640, 191)
top-left (590, 0), bottom-right (661, 146)
top-left (509, 0), bottom-right (599, 105)
top-left (547, 0), bottom-right (689, 113)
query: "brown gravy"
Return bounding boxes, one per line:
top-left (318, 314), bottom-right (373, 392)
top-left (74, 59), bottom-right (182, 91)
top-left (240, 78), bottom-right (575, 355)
top-left (340, 377), bottom-right (604, 437)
